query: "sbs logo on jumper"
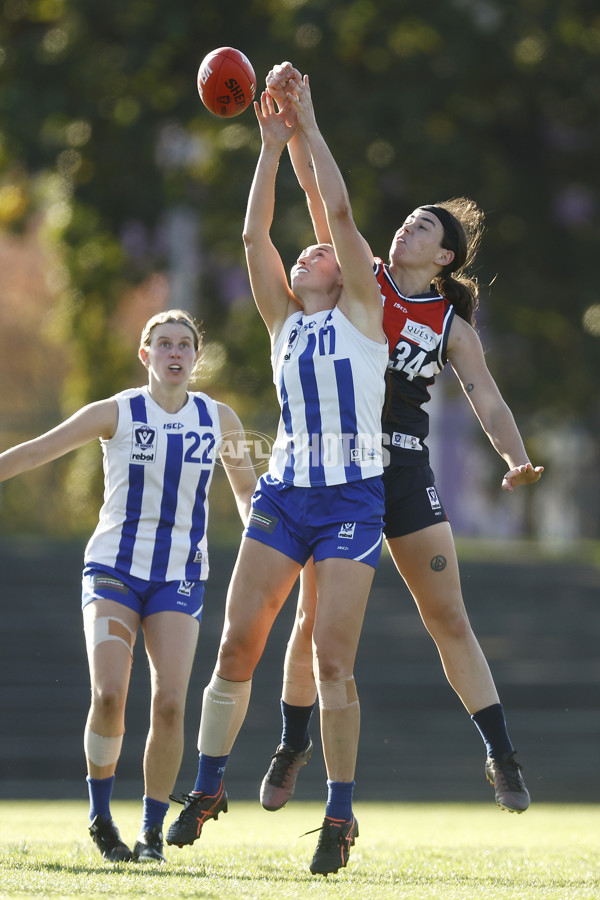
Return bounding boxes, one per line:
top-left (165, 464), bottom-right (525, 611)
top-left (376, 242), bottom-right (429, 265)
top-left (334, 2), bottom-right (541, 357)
top-left (338, 522), bottom-right (356, 539)
top-left (130, 422), bottom-right (157, 463)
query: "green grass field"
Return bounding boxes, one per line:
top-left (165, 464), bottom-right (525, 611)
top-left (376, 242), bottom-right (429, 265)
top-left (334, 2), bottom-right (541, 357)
top-left (1, 801), bottom-right (598, 899)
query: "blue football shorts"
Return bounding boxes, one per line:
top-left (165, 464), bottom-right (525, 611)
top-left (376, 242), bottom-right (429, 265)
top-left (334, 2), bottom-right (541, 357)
top-left (244, 473), bottom-right (385, 569)
top-left (382, 464), bottom-right (448, 539)
top-left (81, 564), bottom-right (205, 621)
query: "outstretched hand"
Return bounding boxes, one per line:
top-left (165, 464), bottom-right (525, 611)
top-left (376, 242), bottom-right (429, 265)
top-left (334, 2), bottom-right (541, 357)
top-left (502, 462), bottom-right (544, 492)
top-left (253, 90), bottom-right (297, 148)
top-left (266, 61), bottom-right (302, 108)
top-left (285, 75), bottom-right (317, 135)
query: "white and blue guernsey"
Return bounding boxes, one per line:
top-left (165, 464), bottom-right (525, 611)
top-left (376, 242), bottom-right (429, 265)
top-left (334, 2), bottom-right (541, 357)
top-left (269, 307), bottom-right (388, 487)
top-left (85, 386), bottom-right (221, 583)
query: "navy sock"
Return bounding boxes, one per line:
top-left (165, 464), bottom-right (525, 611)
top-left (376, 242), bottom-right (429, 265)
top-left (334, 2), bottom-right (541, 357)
top-left (141, 795), bottom-right (169, 832)
top-left (87, 774), bottom-right (115, 822)
top-left (281, 699), bottom-right (314, 751)
top-left (325, 779), bottom-right (355, 821)
top-left (471, 703), bottom-right (514, 760)
top-left (193, 753), bottom-right (229, 796)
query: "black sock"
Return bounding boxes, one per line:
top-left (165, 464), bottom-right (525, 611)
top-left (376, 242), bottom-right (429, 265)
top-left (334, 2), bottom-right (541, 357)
top-left (280, 699), bottom-right (314, 751)
top-left (471, 703), bottom-right (514, 760)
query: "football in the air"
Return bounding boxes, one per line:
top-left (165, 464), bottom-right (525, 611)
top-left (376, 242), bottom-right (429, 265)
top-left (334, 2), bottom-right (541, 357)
top-left (197, 47), bottom-right (256, 117)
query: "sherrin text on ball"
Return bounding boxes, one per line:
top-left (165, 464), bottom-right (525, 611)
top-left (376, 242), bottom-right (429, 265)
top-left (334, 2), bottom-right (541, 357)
top-left (197, 47), bottom-right (256, 117)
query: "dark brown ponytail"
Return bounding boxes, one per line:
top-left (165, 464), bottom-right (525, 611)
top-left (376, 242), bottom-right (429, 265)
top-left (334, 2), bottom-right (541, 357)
top-left (423, 197), bottom-right (485, 327)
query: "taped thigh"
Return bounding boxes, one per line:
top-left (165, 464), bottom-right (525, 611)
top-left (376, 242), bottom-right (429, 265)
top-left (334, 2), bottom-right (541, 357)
top-left (84, 615), bottom-right (135, 657)
top-left (316, 676), bottom-right (359, 710)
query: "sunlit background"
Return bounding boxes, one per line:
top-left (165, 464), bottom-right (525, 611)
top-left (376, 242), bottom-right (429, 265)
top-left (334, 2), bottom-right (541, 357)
top-left (2, 0), bottom-right (600, 806)
top-left (1, 0), bottom-right (599, 547)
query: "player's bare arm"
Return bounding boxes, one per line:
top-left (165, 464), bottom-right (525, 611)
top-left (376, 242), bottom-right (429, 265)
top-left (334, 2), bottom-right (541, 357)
top-left (287, 76), bottom-right (383, 342)
top-left (217, 402), bottom-right (257, 523)
top-left (447, 316), bottom-right (543, 487)
top-left (0, 399), bottom-right (118, 483)
top-left (243, 90), bottom-right (300, 343)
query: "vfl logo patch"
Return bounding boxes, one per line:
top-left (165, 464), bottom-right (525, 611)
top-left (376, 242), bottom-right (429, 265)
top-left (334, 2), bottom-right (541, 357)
top-left (427, 487), bottom-right (441, 511)
top-left (391, 432), bottom-right (423, 452)
top-left (350, 448), bottom-right (377, 462)
top-left (177, 581), bottom-right (194, 597)
top-left (283, 325), bottom-right (300, 361)
top-left (131, 422), bottom-right (157, 463)
top-left (338, 522), bottom-right (356, 539)
top-left (248, 509), bottom-right (279, 534)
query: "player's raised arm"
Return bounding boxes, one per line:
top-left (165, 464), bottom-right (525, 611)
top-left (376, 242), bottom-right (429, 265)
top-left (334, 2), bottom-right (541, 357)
top-left (267, 62), bottom-right (374, 260)
top-left (242, 91), bottom-right (301, 344)
top-left (287, 76), bottom-right (383, 342)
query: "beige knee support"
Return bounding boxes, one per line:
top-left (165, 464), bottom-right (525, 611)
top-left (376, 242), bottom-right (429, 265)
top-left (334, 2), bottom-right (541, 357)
top-left (198, 673), bottom-right (252, 757)
top-left (84, 725), bottom-right (123, 767)
top-left (317, 676), bottom-right (359, 710)
top-left (84, 616), bottom-right (135, 657)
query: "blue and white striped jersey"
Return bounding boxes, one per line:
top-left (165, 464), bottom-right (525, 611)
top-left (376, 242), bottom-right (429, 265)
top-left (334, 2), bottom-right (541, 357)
top-left (84, 386), bottom-right (221, 582)
top-left (269, 307), bottom-right (388, 487)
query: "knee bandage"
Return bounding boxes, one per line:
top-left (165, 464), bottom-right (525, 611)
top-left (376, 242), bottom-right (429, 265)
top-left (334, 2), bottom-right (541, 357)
top-left (198, 673), bottom-right (252, 757)
top-left (84, 616), bottom-right (135, 656)
top-left (84, 725), bottom-right (123, 767)
top-left (316, 676), bottom-right (359, 710)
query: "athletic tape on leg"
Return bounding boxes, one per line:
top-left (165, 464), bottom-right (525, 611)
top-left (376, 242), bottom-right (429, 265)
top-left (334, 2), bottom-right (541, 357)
top-left (198, 673), bottom-right (252, 757)
top-left (282, 658), bottom-right (317, 706)
top-left (317, 676), bottom-right (359, 710)
top-left (84, 725), bottom-right (123, 767)
top-left (84, 616), bottom-right (134, 656)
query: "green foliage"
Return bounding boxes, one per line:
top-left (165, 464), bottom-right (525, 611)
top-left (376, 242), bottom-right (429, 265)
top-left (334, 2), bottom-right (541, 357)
top-left (1, 800), bottom-right (600, 898)
top-left (1, 0), bottom-right (600, 529)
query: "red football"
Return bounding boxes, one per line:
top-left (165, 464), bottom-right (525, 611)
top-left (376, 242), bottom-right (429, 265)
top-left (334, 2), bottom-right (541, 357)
top-left (197, 47), bottom-right (256, 118)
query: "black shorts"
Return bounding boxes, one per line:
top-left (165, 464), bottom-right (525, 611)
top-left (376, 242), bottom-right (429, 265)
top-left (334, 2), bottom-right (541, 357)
top-left (382, 464), bottom-right (448, 539)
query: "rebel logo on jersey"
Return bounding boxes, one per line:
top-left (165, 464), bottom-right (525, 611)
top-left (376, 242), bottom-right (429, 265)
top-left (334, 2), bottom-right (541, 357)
top-left (131, 423), bottom-right (157, 463)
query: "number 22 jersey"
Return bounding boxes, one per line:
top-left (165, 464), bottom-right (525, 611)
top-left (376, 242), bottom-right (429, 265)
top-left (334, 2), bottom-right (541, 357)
top-left (84, 386), bottom-right (221, 583)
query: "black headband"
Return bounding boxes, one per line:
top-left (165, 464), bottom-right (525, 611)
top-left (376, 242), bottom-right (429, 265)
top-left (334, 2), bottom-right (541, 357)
top-left (421, 205), bottom-right (462, 271)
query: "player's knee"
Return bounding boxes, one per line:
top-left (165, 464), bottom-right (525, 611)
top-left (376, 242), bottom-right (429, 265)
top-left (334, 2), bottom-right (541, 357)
top-left (425, 605), bottom-right (471, 642)
top-left (316, 675), bottom-right (358, 711)
top-left (312, 645), bottom-right (350, 683)
top-left (91, 681), bottom-right (128, 717)
top-left (217, 634), bottom-right (258, 680)
top-left (151, 690), bottom-right (185, 730)
top-left (296, 603), bottom-right (316, 636)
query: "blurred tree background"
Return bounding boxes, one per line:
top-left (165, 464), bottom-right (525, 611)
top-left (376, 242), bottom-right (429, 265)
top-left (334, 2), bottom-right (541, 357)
top-left (0, 0), bottom-right (599, 539)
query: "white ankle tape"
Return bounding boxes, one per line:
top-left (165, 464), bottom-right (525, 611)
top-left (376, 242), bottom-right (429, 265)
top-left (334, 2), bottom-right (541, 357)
top-left (317, 676), bottom-right (358, 710)
top-left (84, 726), bottom-right (123, 766)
